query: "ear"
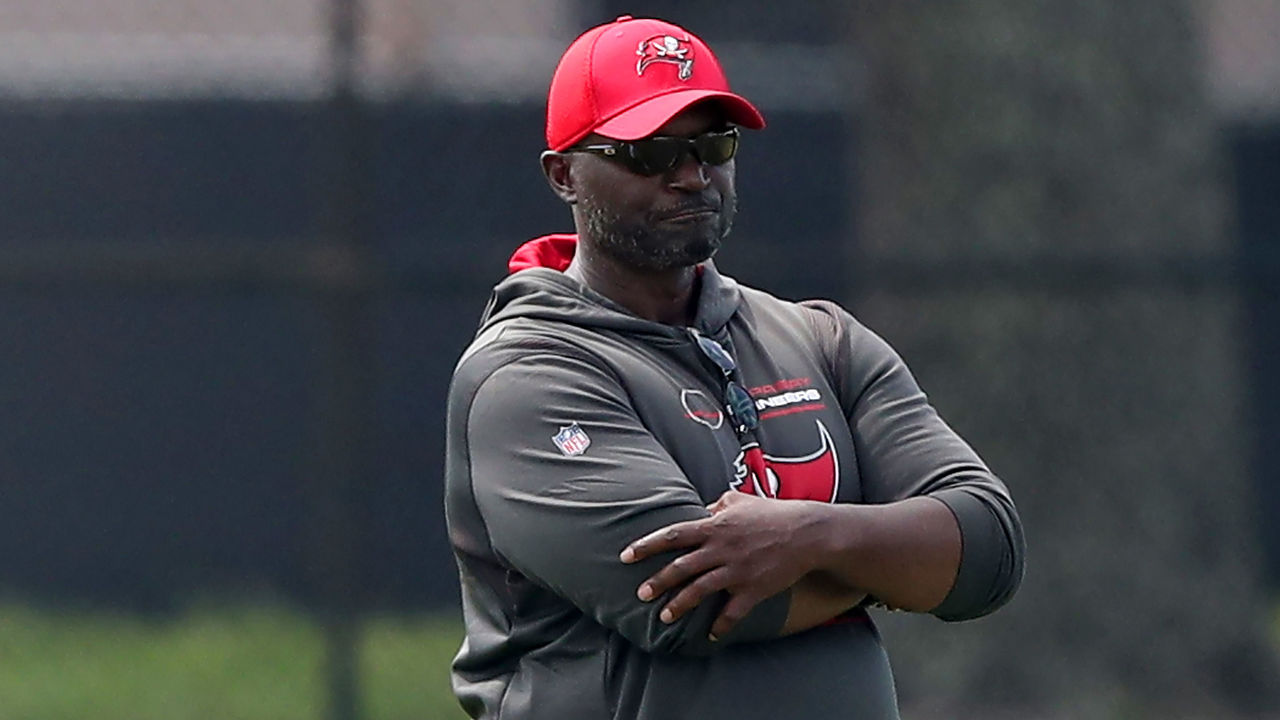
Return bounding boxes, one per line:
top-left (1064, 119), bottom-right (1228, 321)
top-left (540, 150), bottom-right (577, 204)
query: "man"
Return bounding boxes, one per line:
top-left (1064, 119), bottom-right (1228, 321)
top-left (445, 15), bottom-right (1024, 719)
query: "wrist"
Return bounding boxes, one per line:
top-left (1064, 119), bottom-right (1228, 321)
top-left (806, 502), bottom-right (870, 582)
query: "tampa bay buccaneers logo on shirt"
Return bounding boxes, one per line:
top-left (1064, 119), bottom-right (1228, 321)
top-left (636, 34), bottom-right (694, 80)
top-left (731, 420), bottom-right (839, 503)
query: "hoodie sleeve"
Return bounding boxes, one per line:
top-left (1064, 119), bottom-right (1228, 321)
top-left (453, 344), bottom-right (790, 655)
top-left (801, 301), bottom-right (1025, 622)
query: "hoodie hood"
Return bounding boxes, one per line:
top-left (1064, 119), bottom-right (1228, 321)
top-left (479, 234), bottom-right (743, 340)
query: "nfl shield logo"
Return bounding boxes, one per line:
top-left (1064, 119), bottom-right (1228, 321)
top-left (552, 423), bottom-right (591, 456)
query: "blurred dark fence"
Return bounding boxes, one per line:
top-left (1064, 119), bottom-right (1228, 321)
top-left (2, 96), bottom-right (1278, 605)
top-left (1235, 126), bottom-right (1280, 585)
top-left (0, 98), bottom-right (851, 611)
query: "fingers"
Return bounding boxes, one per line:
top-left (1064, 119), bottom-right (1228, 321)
top-left (633, 546), bottom-right (716, 602)
top-left (655, 565), bottom-right (732, 624)
top-left (620, 518), bottom-right (708, 564)
top-left (710, 592), bottom-right (761, 641)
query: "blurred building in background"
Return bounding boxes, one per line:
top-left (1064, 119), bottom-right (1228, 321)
top-left (1, 0), bottom-right (1277, 717)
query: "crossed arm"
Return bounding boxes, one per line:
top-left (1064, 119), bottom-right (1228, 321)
top-left (621, 490), bottom-right (961, 640)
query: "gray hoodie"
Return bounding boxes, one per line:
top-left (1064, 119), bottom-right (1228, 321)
top-left (444, 235), bottom-right (1024, 719)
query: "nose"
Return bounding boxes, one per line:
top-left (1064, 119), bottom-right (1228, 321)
top-left (667, 153), bottom-right (711, 192)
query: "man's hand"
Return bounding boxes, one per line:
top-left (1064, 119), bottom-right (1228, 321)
top-left (620, 491), bottom-right (833, 640)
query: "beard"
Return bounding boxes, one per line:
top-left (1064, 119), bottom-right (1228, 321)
top-left (578, 193), bottom-right (737, 272)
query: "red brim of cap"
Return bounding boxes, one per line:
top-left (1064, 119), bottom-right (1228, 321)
top-left (593, 89), bottom-right (765, 141)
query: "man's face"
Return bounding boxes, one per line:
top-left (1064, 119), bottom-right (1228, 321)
top-left (570, 104), bottom-right (737, 271)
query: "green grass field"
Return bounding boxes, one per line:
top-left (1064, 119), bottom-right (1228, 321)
top-left (0, 602), bottom-right (468, 720)
top-left (3, 600), bottom-right (1279, 719)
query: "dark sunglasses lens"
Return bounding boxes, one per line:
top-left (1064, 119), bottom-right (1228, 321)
top-left (624, 131), bottom-right (737, 174)
top-left (694, 131), bottom-right (738, 165)
top-left (628, 137), bottom-right (686, 175)
top-left (695, 335), bottom-right (736, 373)
top-left (726, 382), bottom-right (759, 430)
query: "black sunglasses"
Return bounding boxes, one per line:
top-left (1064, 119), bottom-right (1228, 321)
top-left (568, 128), bottom-right (739, 176)
top-left (689, 329), bottom-right (759, 435)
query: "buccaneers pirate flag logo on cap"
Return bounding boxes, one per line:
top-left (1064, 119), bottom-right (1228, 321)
top-left (636, 34), bottom-right (694, 80)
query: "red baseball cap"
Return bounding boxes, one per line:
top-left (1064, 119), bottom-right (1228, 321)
top-left (545, 15), bottom-right (766, 151)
